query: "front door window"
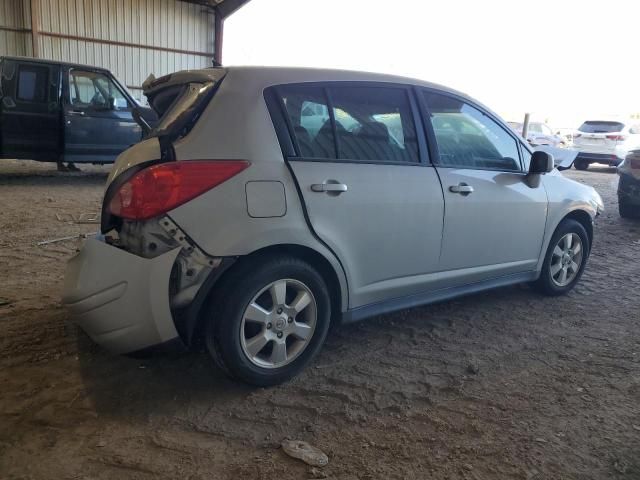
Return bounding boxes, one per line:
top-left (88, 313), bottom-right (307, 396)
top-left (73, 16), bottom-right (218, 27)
top-left (69, 70), bottom-right (129, 110)
top-left (424, 91), bottom-right (521, 171)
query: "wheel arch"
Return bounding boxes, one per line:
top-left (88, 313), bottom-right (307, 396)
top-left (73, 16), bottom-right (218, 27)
top-left (562, 209), bottom-right (594, 247)
top-left (241, 243), bottom-right (345, 321)
top-left (535, 207), bottom-right (595, 275)
top-left (181, 243), bottom-right (347, 347)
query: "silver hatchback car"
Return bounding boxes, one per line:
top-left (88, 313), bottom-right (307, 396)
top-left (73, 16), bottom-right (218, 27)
top-left (63, 67), bottom-right (604, 385)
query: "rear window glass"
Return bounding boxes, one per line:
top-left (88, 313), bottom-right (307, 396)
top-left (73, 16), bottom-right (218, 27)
top-left (149, 82), bottom-right (216, 139)
top-left (578, 121), bottom-right (625, 133)
top-left (279, 84), bottom-right (419, 163)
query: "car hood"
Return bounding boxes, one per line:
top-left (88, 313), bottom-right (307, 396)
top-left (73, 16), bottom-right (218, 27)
top-left (548, 169), bottom-right (604, 215)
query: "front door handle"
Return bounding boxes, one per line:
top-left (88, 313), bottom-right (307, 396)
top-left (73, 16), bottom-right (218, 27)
top-left (311, 182), bottom-right (348, 193)
top-left (449, 183), bottom-right (474, 195)
top-left (68, 110), bottom-right (85, 116)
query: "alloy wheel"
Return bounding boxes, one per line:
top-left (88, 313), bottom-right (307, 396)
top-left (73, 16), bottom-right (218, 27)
top-left (240, 279), bottom-right (317, 369)
top-left (550, 233), bottom-right (584, 287)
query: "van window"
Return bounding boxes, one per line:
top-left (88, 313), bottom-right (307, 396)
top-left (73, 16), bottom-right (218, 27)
top-left (17, 65), bottom-right (48, 103)
top-left (424, 91), bottom-right (521, 171)
top-left (69, 70), bottom-right (129, 110)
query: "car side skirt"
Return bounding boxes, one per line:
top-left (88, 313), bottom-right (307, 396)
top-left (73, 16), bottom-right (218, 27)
top-left (341, 270), bottom-right (538, 324)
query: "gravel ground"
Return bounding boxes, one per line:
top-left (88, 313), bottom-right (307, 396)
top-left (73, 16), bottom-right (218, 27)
top-left (1, 159), bottom-right (639, 480)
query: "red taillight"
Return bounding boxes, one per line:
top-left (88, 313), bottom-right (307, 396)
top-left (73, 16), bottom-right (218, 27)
top-left (108, 160), bottom-right (250, 220)
top-left (606, 135), bottom-right (626, 141)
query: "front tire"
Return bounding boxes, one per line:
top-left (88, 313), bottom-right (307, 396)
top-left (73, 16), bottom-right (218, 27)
top-left (204, 255), bottom-right (331, 386)
top-left (574, 159), bottom-right (589, 170)
top-left (619, 199), bottom-right (638, 219)
top-left (534, 219), bottom-right (590, 296)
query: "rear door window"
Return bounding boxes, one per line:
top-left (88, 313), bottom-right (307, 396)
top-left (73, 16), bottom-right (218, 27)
top-left (423, 91), bottom-right (521, 172)
top-left (578, 121), bottom-right (625, 133)
top-left (329, 86), bottom-right (419, 163)
top-left (279, 84), bottom-right (419, 163)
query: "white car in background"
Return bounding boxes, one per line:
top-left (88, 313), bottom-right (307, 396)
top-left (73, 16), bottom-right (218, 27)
top-left (572, 120), bottom-right (640, 170)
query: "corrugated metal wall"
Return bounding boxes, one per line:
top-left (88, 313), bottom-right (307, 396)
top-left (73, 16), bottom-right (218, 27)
top-left (0, 0), bottom-right (216, 102)
top-left (0, 0), bottom-right (32, 57)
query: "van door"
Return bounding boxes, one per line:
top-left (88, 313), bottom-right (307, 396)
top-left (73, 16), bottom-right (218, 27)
top-left (0, 59), bottom-right (61, 160)
top-left (273, 84), bottom-right (445, 309)
top-left (421, 90), bottom-right (547, 284)
top-left (63, 68), bottom-right (141, 163)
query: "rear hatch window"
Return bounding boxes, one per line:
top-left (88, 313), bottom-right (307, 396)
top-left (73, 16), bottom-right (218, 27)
top-left (578, 121), bottom-right (625, 133)
top-left (144, 70), bottom-right (226, 141)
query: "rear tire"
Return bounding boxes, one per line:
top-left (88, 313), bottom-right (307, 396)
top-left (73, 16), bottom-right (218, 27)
top-left (534, 219), bottom-right (590, 296)
top-left (204, 255), bottom-right (331, 386)
top-left (574, 159), bottom-right (589, 170)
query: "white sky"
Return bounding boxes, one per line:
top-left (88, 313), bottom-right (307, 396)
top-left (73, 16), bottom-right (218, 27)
top-left (224, 0), bottom-right (640, 129)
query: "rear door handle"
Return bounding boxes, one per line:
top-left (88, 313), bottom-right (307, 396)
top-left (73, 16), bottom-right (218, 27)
top-left (311, 182), bottom-right (348, 193)
top-left (449, 183), bottom-right (474, 195)
top-left (68, 110), bottom-right (85, 116)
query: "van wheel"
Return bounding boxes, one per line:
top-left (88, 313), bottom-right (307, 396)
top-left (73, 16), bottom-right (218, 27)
top-left (574, 159), bottom-right (589, 170)
top-left (534, 219), bottom-right (590, 296)
top-left (204, 255), bottom-right (331, 386)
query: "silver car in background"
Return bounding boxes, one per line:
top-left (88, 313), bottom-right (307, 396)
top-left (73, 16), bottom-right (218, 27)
top-left (508, 121), bottom-right (565, 147)
top-left (572, 120), bottom-right (640, 170)
top-left (63, 67), bottom-right (604, 385)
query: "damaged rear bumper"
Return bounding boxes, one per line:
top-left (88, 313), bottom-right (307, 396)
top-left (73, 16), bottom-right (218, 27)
top-left (62, 238), bottom-right (182, 354)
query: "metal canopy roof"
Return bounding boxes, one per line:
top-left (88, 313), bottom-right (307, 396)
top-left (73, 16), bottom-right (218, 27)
top-left (182, 0), bottom-right (252, 19)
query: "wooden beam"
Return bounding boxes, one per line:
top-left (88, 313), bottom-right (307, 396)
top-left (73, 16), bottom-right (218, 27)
top-left (30, 0), bottom-right (40, 57)
top-left (214, 13), bottom-right (224, 65)
top-left (36, 31), bottom-right (214, 58)
top-left (0, 25), bottom-right (31, 34)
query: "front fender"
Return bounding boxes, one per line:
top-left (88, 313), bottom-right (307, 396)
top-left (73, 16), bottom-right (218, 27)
top-left (536, 172), bottom-right (601, 272)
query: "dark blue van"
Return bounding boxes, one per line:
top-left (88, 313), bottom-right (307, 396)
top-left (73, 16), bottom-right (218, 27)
top-left (0, 56), bottom-right (156, 166)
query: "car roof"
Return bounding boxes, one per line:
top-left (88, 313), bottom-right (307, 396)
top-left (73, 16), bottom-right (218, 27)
top-left (0, 55), bottom-right (111, 72)
top-left (184, 65), bottom-right (507, 122)
top-left (224, 65), bottom-right (468, 95)
top-left (152, 65), bottom-right (491, 110)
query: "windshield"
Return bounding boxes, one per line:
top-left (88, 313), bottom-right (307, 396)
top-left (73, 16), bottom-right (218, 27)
top-left (148, 81), bottom-right (217, 139)
top-left (578, 121), bottom-right (625, 133)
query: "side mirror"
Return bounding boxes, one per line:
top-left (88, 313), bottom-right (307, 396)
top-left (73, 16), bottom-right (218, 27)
top-left (109, 96), bottom-right (117, 110)
top-left (529, 150), bottom-right (554, 174)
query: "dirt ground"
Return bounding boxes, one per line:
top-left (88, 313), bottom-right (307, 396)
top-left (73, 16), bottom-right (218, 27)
top-left (1, 159), bottom-right (639, 480)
